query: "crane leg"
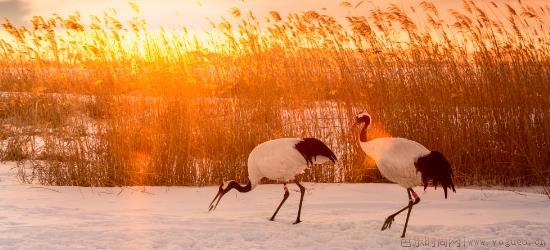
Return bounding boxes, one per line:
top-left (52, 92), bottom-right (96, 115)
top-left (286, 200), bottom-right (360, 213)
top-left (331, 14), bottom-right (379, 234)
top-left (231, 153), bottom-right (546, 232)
top-left (401, 188), bottom-right (420, 238)
top-left (293, 180), bottom-right (306, 224)
top-left (270, 183), bottom-right (290, 221)
top-left (381, 188), bottom-right (421, 236)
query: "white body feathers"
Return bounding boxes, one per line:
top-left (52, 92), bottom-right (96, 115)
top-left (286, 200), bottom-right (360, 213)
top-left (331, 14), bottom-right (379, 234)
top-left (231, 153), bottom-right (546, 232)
top-left (360, 137), bottom-right (430, 188)
top-left (247, 138), bottom-right (331, 189)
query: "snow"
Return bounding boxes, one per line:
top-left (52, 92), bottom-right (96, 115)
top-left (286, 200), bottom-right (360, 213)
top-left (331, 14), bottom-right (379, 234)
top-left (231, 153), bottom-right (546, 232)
top-left (1, 162), bottom-right (549, 249)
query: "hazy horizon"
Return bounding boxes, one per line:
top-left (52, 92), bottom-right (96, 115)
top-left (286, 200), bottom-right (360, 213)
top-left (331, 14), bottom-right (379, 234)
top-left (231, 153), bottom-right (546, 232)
top-left (1, 0), bottom-right (548, 30)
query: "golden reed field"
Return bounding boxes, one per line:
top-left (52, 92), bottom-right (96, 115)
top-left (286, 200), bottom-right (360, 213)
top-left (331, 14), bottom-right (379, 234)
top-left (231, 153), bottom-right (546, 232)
top-left (0, 1), bottom-right (548, 190)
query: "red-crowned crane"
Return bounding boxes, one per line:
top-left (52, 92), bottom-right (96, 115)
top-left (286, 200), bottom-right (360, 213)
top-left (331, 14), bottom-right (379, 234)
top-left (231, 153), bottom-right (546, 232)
top-left (208, 137), bottom-right (337, 224)
top-left (355, 111), bottom-right (456, 238)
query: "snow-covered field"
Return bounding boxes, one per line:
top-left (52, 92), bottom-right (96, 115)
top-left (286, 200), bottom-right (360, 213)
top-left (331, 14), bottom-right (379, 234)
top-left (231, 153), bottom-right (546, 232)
top-left (1, 162), bottom-right (548, 250)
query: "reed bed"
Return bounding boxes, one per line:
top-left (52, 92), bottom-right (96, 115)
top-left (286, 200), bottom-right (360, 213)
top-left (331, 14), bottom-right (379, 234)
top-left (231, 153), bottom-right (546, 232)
top-left (0, 0), bottom-right (548, 187)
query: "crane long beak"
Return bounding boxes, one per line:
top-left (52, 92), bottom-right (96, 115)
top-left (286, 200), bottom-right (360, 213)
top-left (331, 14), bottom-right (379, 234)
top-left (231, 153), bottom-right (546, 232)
top-left (208, 185), bottom-right (225, 212)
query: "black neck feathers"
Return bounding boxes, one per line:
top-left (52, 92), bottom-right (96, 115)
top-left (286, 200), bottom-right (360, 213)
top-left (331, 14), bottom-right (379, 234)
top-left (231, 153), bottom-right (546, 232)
top-left (225, 180), bottom-right (252, 194)
top-left (359, 123), bottom-right (368, 142)
top-left (357, 115), bottom-right (370, 142)
top-left (414, 151), bottom-right (456, 199)
top-left (294, 138), bottom-right (337, 166)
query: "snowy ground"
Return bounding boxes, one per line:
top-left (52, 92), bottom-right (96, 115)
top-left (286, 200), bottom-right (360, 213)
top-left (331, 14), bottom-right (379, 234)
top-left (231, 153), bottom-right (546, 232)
top-left (1, 162), bottom-right (549, 250)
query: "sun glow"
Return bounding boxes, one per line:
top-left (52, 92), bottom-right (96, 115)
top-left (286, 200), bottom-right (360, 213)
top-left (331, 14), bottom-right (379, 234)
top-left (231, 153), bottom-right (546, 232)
top-left (1, 0), bottom-right (547, 65)
top-left (1, 1), bottom-right (548, 187)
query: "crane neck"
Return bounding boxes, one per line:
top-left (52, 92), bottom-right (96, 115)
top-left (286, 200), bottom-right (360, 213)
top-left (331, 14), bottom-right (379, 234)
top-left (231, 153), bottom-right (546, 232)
top-left (232, 180), bottom-right (252, 193)
top-left (359, 123), bottom-right (369, 142)
top-left (222, 179), bottom-right (253, 194)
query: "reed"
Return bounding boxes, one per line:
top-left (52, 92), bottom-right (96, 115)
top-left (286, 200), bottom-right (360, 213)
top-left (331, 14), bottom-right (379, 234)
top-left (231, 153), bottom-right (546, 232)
top-left (0, 0), bottom-right (548, 187)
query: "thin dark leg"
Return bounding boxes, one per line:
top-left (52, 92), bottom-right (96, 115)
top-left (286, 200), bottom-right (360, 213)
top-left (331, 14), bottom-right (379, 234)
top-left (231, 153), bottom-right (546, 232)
top-left (293, 180), bottom-right (306, 224)
top-left (381, 189), bottom-right (411, 231)
top-left (270, 184), bottom-right (289, 221)
top-left (381, 188), bottom-right (421, 232)
top-left (401, 188), bottom-right (420, 238)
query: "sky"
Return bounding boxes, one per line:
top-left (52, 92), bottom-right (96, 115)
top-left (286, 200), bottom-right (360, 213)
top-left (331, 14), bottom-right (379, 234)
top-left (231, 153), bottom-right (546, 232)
top-left (0, 0), bottom-right (548, 30)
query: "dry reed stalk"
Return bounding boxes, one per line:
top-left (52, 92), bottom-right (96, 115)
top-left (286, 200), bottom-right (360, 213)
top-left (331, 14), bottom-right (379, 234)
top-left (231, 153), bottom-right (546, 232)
top-left (0, 1), bottom-right (547, 186)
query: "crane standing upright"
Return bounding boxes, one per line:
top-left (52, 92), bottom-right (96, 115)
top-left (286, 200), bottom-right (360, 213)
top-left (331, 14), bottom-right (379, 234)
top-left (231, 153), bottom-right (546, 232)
top-left (355, 111), bottom-right (456, 238)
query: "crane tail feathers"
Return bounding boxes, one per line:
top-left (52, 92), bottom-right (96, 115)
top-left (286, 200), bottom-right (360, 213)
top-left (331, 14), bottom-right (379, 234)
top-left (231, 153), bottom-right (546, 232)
top-left (415, 151), bottom-right (456, 199)
top-left (295, 138), bottom-right (337, 165)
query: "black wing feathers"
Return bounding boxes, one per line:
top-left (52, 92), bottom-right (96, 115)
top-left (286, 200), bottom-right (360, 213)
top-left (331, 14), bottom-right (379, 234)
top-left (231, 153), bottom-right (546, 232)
top-left (415, 151), bottom-right (456, 199)
top-left (294, 138), bottom-right (337, 166)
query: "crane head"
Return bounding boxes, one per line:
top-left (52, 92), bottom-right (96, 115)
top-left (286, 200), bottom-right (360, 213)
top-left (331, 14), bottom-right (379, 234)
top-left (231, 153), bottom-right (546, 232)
top-left (354, 111), bottom-right (371, 127)
top-left (208, 181), bottom-right (231, 212)
top-left (208, 180), bottom-right (252, 212)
